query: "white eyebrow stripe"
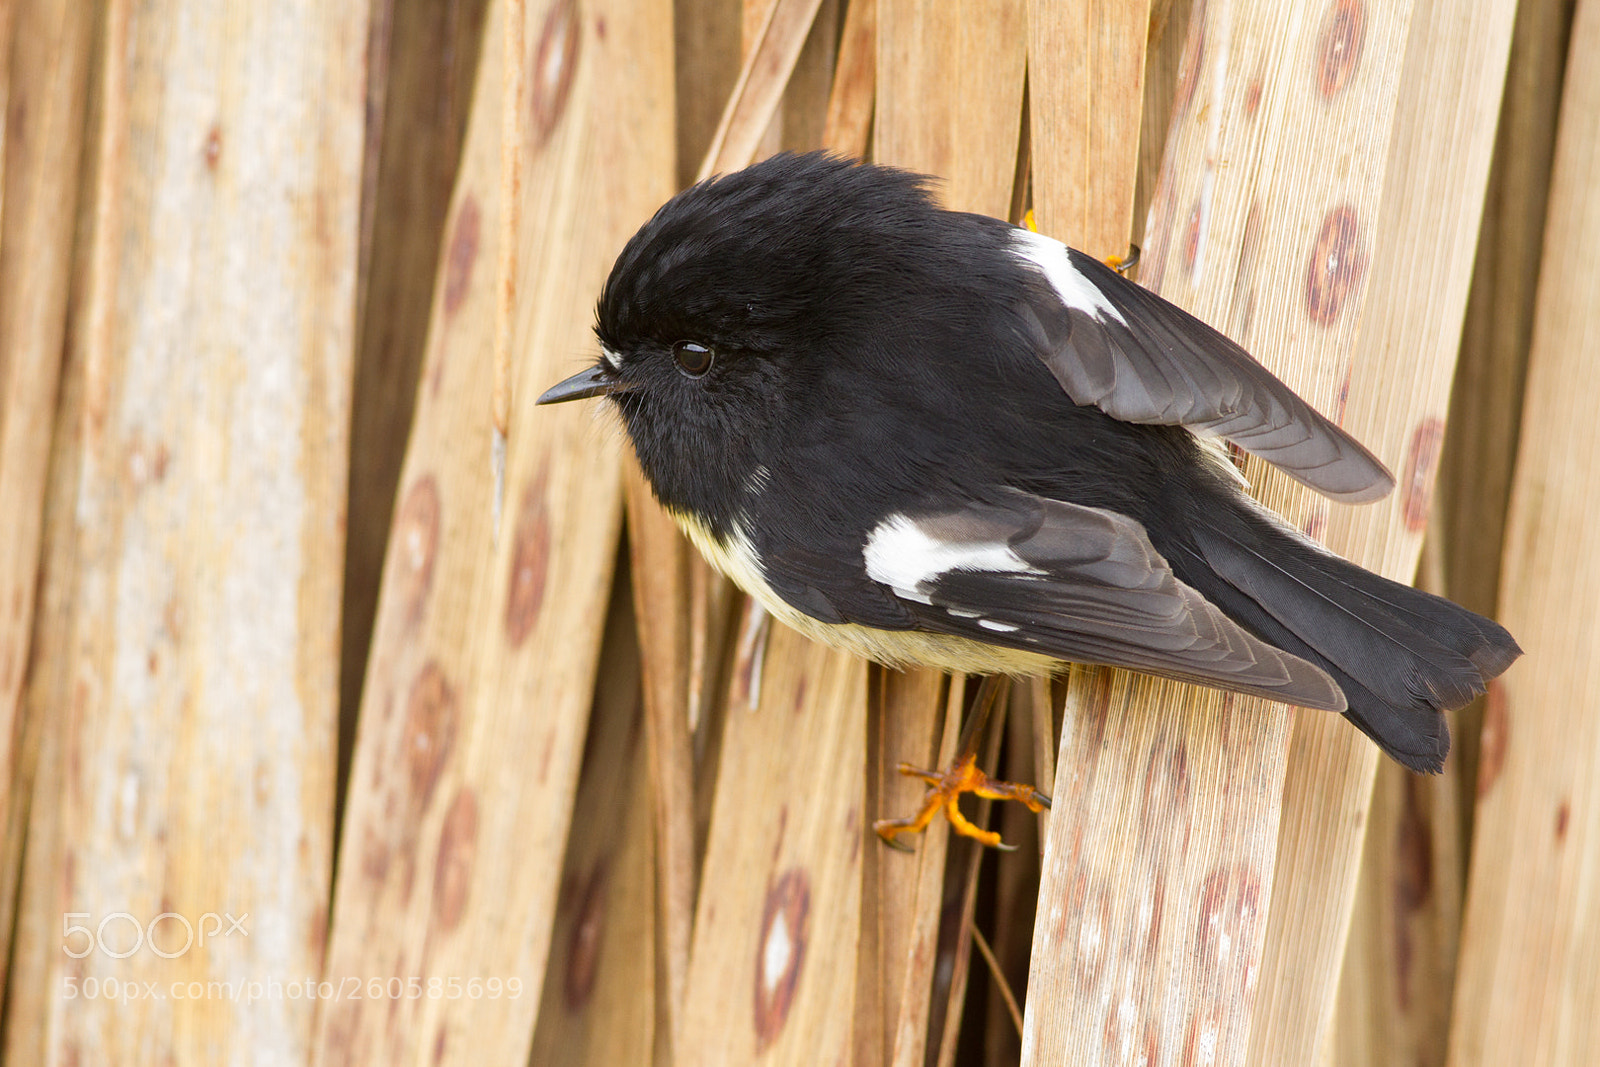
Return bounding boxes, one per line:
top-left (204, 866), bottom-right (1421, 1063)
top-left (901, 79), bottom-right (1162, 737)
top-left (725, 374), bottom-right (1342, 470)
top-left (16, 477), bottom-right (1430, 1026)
top-left (600, 345), bottom-right (623, 370)
top-left (1011, 229), bottom-right (1128, 326)
top-left (863, 514), bottom-right (1040, 597)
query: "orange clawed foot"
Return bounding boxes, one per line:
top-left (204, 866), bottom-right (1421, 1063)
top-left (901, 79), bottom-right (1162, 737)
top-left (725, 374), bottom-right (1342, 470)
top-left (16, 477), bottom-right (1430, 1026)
top-left (872, 751), bottom-right (1051, 852)
top-left (1104, 244), bottom-right (1141, 275)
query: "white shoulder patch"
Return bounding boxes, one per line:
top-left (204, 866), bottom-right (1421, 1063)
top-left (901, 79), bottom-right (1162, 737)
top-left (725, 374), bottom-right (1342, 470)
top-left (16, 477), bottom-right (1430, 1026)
top-left (1010, 229), bottom-right (1127, 326)
top-left (863, 514), bottom-right (1038, 602)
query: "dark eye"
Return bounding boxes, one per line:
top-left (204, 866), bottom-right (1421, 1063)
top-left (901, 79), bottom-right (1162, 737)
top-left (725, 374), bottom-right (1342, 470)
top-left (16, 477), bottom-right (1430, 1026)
top-left (672, 340), bottom-right (714, 377)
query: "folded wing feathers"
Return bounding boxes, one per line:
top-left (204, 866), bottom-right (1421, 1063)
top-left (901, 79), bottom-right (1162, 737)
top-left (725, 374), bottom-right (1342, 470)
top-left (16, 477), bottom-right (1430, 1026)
top-left (869, 493), bottom-right (1346, 711)
top-left (1193, 520), bottom-right (1485, 711)
top-left (1013, 233), bottom-right (1395, 504)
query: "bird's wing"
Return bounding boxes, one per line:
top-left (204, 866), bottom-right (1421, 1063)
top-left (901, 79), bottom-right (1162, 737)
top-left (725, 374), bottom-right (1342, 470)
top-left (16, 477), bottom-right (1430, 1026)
top-left (853, 489), bottom-right (1346, 710)
top-left (1010, 229), bottom-right (1394, 504)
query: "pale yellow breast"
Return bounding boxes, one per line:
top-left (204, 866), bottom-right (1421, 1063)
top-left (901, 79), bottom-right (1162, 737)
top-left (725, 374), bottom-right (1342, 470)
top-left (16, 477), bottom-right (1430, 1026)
top-left (667, 507), bottom-right (1060, 677)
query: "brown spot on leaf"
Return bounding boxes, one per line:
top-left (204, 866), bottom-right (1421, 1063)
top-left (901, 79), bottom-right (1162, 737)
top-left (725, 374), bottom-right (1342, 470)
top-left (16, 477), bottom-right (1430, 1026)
top-left (404, 662), bottom-right (458, 805)
top-left (733, 605), bottom-right (766, 707)
top-left (1392, 776), bottom-right (1431, 1008)
top-left (1141, 737), bottom-right (1192, 857)
top-left (1477, 679), bottom-right (1509, 797)
top-left (506, 473), bottom-right (552, 646)
top-left (443, 196), bottom-right (480, 317)
top-left (126, 437), bottom-right (171, 487)
top-left (1139, 1025), bottom-right (1160, 1065)
top-left (1195, 864), bottom-right (1263, 994)
top-left (307, 907), bottom-right (328, 960)
top-left (433, 789), bottom-right (478, 931)
top-left (558, 868), bottom-right (581, 903)
top-left (538, 728), bottom-right (556, 783)
top-left (1181, 1013), bottom-right (1224, 1067)
top-left (1138, 868), bottom-right (1167, 965)
top-left (1182, 199), bottom-right (1203, 275)
top-left (1555, 799), bottom-right (1570, 843)
top-left (148, 909), bottom-right (191, 957)
top-left (531, 0), bottom-right (581, 149)
top-left (395, 476), bottom-right (441, 626)
top-left (163, 595), bottom-right (184, 643)
top-left (565, 861), bottom-right (608, 1010)
top-left (770, 806), bottom-right (790, 868)
top-left (1316, 0), bottom-right (1366, 98)
top-left (203, 124), bottom-right (223, 170)
top-left (1401, 417), bottom-right (1445, 532)
top-left (753, 868), bottom-right (810, 1051)
top-left (1305, 205), bottom-right (1367, 326)
top-left (322, 1007), bottom-right (356, 1062)
top-left (1245, 78), bottom-right (1263, 116)
top-left (1109, 1017), bottom-right (1161, 1065)
top-left (1142, 737), bottom-right (1191, 818)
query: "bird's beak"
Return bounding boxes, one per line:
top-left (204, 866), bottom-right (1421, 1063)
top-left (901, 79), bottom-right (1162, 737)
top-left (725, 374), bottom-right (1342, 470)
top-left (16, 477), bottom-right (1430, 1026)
top-left (536, 364), bottom-right (630, 405)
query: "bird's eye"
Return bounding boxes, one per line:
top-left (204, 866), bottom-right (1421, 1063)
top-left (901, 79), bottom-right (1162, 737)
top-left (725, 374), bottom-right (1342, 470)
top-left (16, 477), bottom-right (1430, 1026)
top-left (672, 340), bottom-right (714, 377)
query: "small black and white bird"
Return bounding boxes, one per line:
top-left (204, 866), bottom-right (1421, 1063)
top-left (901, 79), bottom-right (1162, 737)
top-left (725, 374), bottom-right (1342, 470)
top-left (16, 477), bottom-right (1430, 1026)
top-left (539, 151), bottom-right (1519, 776)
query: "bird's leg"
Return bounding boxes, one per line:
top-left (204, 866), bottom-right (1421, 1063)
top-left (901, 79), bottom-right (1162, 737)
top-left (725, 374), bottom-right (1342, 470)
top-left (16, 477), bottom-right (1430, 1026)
top-left (1105, 243), bottom-right (1141, 275)
top-left (873, 675), bottom-right (1052, 852)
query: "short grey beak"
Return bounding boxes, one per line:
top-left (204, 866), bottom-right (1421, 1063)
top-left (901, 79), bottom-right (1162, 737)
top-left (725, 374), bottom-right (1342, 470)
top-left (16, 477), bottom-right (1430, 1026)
top-left (536, 364), bottom-right (626, 405)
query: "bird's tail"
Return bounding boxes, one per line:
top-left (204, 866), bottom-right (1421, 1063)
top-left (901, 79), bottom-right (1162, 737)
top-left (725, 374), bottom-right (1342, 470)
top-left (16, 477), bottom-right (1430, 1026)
top-left (1167, 495), bottom-right (1521, 772)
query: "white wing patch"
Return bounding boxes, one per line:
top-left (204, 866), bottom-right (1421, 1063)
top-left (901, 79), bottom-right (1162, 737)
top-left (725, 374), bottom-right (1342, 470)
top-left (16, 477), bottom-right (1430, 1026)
top-left (670, 507), bottom-right (1059, 676)
top-left (1011, 229), bottom-right (1127, 326)
top-left (863, 513), bottom-right (1040, 604)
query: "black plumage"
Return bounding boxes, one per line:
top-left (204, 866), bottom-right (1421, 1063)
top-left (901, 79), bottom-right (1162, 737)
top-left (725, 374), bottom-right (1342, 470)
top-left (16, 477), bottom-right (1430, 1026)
top-left (541, 151), bottom-right (1520, 773)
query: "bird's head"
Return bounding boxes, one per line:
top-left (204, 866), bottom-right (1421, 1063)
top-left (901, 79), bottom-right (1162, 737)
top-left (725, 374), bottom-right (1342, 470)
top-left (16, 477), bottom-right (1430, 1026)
top-left (538, 152), bottom-right (964, 531)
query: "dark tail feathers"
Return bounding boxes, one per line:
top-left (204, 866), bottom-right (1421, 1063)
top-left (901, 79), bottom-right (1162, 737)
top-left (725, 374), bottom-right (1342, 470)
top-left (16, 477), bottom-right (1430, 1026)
top-left (1171, 502), bottom-right (1521, 773)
